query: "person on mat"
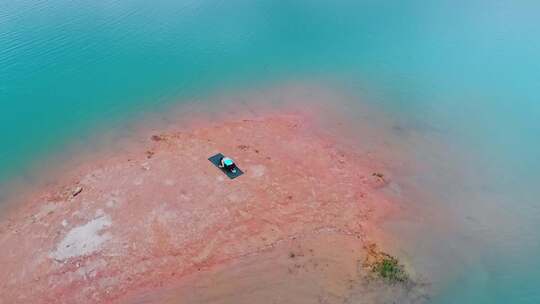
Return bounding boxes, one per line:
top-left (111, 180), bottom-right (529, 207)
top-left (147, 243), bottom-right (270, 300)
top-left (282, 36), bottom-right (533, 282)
top-left (219, 156), bottom-right (237, 174)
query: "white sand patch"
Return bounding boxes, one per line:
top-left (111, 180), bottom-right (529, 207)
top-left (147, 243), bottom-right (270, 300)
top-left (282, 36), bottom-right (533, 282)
top-left (50, 215), bottom-right (112, 261)
top-left (61, 219), bottom-right (68, 227)
top-left (249, 165), bottom-right (266, 177)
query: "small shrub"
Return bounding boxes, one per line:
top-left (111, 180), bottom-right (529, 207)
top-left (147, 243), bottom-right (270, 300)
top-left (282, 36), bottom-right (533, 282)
top-left (363, 243), bottom-right (409, 284)
top-left (371, 254), bottom-right (408, 283)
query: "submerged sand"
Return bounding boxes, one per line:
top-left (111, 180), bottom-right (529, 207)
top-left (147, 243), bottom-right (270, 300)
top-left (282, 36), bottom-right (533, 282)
top-left (0, 102), bottom-right (427, 303)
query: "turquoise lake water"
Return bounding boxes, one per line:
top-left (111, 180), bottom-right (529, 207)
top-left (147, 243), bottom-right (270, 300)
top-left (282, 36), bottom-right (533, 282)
top-left (1, 1), bottom-right (539, 302)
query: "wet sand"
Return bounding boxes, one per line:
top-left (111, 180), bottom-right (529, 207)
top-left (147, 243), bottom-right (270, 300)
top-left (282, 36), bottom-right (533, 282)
top-left (0, 95), bottom-right (427, 303)
top-left (126, 232), bottom-right (427, 304)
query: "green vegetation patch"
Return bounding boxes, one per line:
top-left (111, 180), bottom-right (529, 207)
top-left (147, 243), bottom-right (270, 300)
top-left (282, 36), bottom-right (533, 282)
top-left (363, 243), bottom-right (409, 284)
top-left (371, 253), bottom-right (408, 283)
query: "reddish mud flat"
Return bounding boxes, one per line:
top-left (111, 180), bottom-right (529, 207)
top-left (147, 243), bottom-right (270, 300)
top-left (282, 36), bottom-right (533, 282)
top-left (125, 232), bottom-right (428, 304)
top-left (0, 112), bottom-right (424, 303)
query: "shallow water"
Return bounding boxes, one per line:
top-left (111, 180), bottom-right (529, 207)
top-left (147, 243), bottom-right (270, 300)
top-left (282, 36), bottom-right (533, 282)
top-left (1, 0), bottom-right (539, 302)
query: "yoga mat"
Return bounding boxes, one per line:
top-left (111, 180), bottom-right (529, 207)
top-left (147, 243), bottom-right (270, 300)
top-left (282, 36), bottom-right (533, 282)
top-left (208, 153), bottom-right (244, 179)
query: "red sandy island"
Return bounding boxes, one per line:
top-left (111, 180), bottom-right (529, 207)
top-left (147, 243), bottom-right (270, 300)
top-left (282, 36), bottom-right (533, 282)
top-left (0, 106), bottom-right (425, 303)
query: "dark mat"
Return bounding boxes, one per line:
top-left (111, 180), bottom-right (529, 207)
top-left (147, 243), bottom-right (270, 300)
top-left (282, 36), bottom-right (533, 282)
top-left (208, 153), bottom-right (244, 179)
